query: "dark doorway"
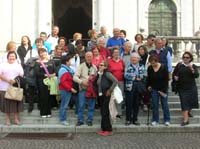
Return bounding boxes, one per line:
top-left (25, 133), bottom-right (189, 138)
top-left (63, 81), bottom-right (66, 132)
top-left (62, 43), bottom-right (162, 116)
top-left (53, 0), bottom-right (92, 41)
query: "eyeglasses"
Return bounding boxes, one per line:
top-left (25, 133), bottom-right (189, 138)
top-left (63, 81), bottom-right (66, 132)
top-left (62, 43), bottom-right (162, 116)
top-left (99, 64), bottom-right (104, 67)
top-left (183, 56), bottom-right (190, 59)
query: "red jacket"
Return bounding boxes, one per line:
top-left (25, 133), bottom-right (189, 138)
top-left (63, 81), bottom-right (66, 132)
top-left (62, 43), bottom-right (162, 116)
top-left (59, 72), bottom-right (73, 92)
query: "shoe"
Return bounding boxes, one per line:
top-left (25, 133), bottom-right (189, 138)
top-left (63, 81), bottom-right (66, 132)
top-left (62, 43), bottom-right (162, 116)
top-left (133, 121), bottom-right (140, 126)
top-left (188, 112), bottom-right (193, 117)
top-left (87, 121), bottom-right (93, 126)
top-left (101, 131), bottom-right (113, 136)
top-left (125, 121), bottom-right (131, 126)
top-left (151, 121), bottom-right (158, 126)
top-left (41, 115), bottom-right (47, 118)
top-left (28, 106), bottom-right (33, 113)
top-left (76, 121), bottom-right (84, 126)
top-left (181, 121), bottom-right (189, 126)
top-left (47, 115), bottom-right (52, 118)
top-left (97, 130), bottom-right (105, 136)
top-left (61, 121), bottom-right (69, 126)
top-left (165, 122), bottom-right (170, 126)
top-left (116, 115), bottom-right (122, 119)
top-left (6, 122), bottom-right (11, 126)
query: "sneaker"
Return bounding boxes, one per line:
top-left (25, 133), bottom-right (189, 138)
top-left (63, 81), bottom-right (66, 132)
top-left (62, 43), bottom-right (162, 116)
top-left (165, 122), bottom-right (170, 126)
top-left (97, 130), bottom-right (105, 136)
top-left (143, 105), bottom-right (148, 112)
top-left (133, 121), bottom-right (140, 126)
top-left (61, 121), bottom-right (69, 126)
top-left (76, 121), bottom-right (84, 126)
top-left (47, 115), bottom-right (52, 118)
top-left (151, 121), bottom-right (158, 126)
top-left (41, 115), bottom-right (47, 118)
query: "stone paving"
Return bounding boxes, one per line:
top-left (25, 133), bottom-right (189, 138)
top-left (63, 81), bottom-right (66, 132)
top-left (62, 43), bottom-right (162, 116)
top-left (0, 132), bottom-right (200, 149)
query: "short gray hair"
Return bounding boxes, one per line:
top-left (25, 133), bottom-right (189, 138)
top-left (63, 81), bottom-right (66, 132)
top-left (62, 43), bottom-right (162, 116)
top-left (131, 52), bottom-right (141, 59)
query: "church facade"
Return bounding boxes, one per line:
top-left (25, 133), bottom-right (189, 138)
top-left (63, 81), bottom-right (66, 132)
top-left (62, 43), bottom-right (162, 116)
top-left (0, 0), bottom-right (200, 50)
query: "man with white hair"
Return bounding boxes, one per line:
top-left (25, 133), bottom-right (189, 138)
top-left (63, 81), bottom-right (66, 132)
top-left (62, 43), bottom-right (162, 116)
top-left (73, 51), bottom-right (97, 126)
top-left (121, 41), bottom-right (132, 70)
top-left (98, 26), bottom-right (110, 45)
top-left (124, 52), bottom-right (146, 126)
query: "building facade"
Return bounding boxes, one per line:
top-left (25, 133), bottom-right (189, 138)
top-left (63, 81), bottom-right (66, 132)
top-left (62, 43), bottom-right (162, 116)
top-left (0, 0), bottom-right (200, 50)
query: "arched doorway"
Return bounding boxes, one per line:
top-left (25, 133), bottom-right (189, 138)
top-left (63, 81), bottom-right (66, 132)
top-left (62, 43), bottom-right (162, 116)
top-left (148, 0), bottom-right (177, 36)
top-left (52, 0), bottom-right (92, 41)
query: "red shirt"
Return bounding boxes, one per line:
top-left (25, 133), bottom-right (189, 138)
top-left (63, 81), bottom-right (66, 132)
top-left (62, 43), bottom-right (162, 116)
top-left (108, 58), bottom-right (125, 81)
top-left (99, 47), bottom-right (110, 59)
top-left (92, 55), bottom-right (104, 68)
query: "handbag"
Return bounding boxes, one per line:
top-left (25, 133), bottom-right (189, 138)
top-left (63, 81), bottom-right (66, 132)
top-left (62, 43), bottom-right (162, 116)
top-left (137, 80), bottom-right (146, 95)
top-left (5, 79), bottom-right (23, 101)
top-left (113, 85), bottom-right (123, 104)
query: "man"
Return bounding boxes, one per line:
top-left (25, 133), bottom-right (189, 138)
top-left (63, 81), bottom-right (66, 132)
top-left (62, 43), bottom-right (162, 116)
top-left (47, 26), bottom-right (59, 52)
top-left (106, 28), bottom-right (125, 55)
top-left (32, 32), bottom-right (51, 54)
top-left (149, 38), bottom-right (172, 77)
top-left (121, 41), bottom-right (132, 70)
top-left (73, 51), bottom-right (97, 126)
top-left (144, 34), bottom-right (156, 52)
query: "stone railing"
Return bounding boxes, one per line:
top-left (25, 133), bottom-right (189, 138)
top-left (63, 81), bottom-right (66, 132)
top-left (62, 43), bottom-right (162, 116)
top-left (163, 36), bottom-right (200, 59)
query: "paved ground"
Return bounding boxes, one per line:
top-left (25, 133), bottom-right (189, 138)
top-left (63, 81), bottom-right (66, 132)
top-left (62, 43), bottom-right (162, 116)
top-left (0, 132), bottom-right (200, 149)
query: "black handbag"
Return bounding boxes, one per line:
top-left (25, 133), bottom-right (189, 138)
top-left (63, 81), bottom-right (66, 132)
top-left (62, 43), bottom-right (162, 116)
top-left (137, 80), bottom-right (146, 95)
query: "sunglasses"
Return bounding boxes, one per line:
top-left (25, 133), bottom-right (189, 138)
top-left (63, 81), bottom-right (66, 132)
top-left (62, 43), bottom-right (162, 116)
top-left (99, 64), bottom-right (105, 66)
top-left (183, 56), bottom-right (190, 59)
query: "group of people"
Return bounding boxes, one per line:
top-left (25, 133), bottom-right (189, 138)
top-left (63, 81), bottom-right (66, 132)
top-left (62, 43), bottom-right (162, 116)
top-left (0, 25), bottom-right (199, 136)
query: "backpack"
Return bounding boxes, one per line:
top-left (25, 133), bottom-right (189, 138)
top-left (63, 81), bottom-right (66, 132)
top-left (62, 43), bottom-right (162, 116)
top-left (24, 49), bottom-right (38, 87)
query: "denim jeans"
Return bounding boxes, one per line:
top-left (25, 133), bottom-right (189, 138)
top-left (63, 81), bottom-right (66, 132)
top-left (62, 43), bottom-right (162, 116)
top-left (59, 90), bottom-right (72, 122)
top-left (78, 90), bottom-right (96, 123)
top-left (151, 89), bottom-right (170, 123)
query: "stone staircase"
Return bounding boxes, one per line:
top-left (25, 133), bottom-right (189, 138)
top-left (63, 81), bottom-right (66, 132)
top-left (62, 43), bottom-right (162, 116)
top-left (0, 87), bottom-right (200, 133)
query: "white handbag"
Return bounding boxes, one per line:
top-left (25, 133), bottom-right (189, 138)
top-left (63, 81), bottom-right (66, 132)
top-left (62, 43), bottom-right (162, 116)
top-left (5, 79), bottom-right (23, 101)
top-left (113, 85), bottom-right (123, 104)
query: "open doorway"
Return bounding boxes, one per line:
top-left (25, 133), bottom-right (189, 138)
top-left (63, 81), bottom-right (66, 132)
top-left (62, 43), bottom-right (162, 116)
top-left (52, 0), bottom-right (92, 41)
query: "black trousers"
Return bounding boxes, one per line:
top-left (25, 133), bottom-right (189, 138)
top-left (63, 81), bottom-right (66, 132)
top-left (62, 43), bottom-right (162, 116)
top-left (125, 88), bottom-right (140, 123)
top-left (37, 79), bottom-right (51, 116)
top-left (99, 95), bottom-right (112, 131)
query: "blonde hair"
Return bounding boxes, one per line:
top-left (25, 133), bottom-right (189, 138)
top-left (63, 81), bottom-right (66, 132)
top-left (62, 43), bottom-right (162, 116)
top-left (6, 41), bottom-right (16, 52)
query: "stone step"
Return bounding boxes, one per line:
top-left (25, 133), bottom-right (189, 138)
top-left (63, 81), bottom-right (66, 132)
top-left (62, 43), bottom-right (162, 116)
top-left (0, 123), bottom-right (200, 133)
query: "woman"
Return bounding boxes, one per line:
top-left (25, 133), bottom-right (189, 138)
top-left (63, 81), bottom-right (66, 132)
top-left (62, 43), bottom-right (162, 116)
top-left (75, 40), bottom-right (86, 64)
top-left (132, 34), bottom-right (144, 52)
top-left (58, 37), bottom-right (68, 53)
top-left (108, 48), bottom-right (125, 117)
top-left (162, 37), bottom-right (173, 56)
top-left (92, 46), bottom-right (104, 68)
top-left (138, 45), bottom-right (150, 111)
top-left (97, 61), bottom-right (118, 136)
top-left (17, 36), bottom-right (32, 66)
top-left (147, 55), bottom-right (170, 126)
top-left (35, 48), bottom-right (56, 118)
top-left (58, 55), bottom-right (77, 125)
top-left (173, 52), bottom-right (199, 126)
top-left (124, 52), bottom-right (146, 125)
top-left (1, 41), bottom-right (21, 64)
top-left (0, 51), bottom-right (24, 125)
top-left (87, 29), bottom-right (98, 51)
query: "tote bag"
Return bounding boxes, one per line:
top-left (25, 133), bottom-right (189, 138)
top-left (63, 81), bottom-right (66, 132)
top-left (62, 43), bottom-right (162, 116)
top-left (5, 79), bottom-right (23, 101)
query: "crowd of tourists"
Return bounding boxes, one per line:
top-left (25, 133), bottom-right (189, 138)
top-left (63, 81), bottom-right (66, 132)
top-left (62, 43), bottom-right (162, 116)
top-left (0, 25), bottom-right (199, 136)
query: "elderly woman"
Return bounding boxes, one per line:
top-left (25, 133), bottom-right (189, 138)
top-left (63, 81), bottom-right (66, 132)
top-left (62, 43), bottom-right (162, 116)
top-left (124, 52), bottom-right (146, 125)
top-left (97, 61), bottom-right (118, 136)
top-left (35, 48), bottom-right (56, 118)
top-left (0, 51), bottom-right (24, 125)
top-left (147, 55), bottom-right (170, 126)
top-left (108, 48), bottom-right (125, 117)
top-left (173, 52), bottom-right (199, 126)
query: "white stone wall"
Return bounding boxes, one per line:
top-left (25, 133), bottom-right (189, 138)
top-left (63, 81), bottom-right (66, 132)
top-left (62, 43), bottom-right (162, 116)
top-left (0, 0), bottom-right (200, 53)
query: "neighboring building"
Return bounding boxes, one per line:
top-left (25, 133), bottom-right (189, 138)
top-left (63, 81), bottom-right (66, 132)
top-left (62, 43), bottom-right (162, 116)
top-left (0, 0), bottom-right (200, 51)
